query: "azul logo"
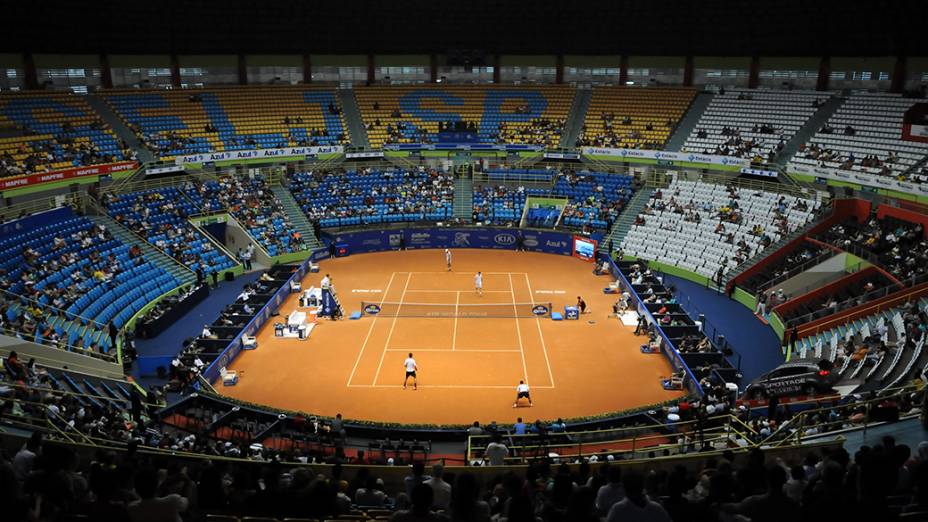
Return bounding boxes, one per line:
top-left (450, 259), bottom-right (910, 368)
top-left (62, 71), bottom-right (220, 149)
top-left (494, 233), bottom-right (517, 245)
top-left (410, 233), bottom-right (431, 243)
top-left (364, 304), bottom-right (382, 315)
top-left (532, 305), bottom-right (550, 316)
top-left (546, 240), bottom-right (568, 248)
top-left (523, 237), bottom-right (539, 247)
top-left (454, 233), bottom-right (471, 246)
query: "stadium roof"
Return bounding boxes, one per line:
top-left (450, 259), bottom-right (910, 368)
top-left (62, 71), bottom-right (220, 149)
top-left (1, 0), bottom-right (926, 57)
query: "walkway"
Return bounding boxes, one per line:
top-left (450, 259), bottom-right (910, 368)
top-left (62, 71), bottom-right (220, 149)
top-left (662, 274), bottom-right (784, 383)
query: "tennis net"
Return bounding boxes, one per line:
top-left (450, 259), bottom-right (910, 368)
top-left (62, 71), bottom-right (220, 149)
top-left (360, 301), bottom-right (553, 318)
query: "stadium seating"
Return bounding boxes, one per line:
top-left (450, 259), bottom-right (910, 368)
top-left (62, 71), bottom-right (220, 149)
top-left (682, 89), bottom-right (830, 163)
top-left (188, 176), bottom-right (312, 256)
top-left (0, 91), bottom-right (127, 178)
top-left (103, 86), bottom-right (349, 159)
top-left (353, 85), bottom-right (574, 148)
top-left (816, 215), bottom-right (928, 282)
top-left (103, 187), bottom-right (238, 273)
top-left (474, 169), bottom-right (635, 230)
top-left (286, 168), bottom-right (454, 227)
top-left (621, 180), bottom-right (821, 280)
top-left (788, 93), bottom-right (928, 180)
top-left (0, 213), bottom-right (181, 352)
top-left (575, 87), bottom-right (696, 149)
top-left (792, 298), bottom-right (928, 391)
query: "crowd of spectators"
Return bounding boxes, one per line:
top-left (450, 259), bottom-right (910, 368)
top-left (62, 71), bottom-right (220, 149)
top-left (799, 136), bottom-right (901, 179)
top-left (820, 216), bottom-right (928, 283)
top-left (189, 177), bottom-right (309, 255)
top-left (0, 120), bottom-right (134, 179)
top-left (7, 410), bottom-right (928, 522)
top-left (694, 124), bottom-right (787, 164)
top-left (575, 112), bottom-right (672, 150)
top-left (101, 189), bottom-right (236, 274)
top-left (287, 167), bottom-right (454, 222)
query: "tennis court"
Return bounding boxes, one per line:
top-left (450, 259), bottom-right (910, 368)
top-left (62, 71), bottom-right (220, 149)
top-left (218, 249), bottom-right (684, 425)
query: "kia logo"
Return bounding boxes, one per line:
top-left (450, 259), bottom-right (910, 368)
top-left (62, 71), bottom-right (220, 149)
top-left (495, 234), bottom-right (517, 245)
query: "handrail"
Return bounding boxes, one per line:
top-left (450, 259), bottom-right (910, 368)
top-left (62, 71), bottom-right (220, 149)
top-left (784, 271), bottom-right (928, 328)
top-left (189, 210), bottom-right (271, 261)
top-left (755, 248), bottom-right (839, 293)
top-left (0, 193), bottom-right (83, 224)
top-left (0, 324), bottom-right (118, 363)
top-left (0, 287), bottom-right (107, 329)
top-left (796, 281), bottom-right (928, 337)
top-left (84, 196), bottom-right (198, 278)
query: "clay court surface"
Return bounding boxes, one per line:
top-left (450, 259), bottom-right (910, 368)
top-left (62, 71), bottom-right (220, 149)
top-left (219, 249), bottom-right (684, 425)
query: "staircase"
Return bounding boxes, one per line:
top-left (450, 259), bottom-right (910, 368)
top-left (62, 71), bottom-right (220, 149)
top-left (559, 88), bottom-right (592, 149)
top-left (85, 94), bottom-right (156, 164)
top-left (599, 187), bottom-right (655, 254)
top-left (721, 209), bottom-right (828, 286)
top-left (87, 213), bottom-right (196, 285)
top-left (901, 153), bottom-right (928, 182)
top-left (271, 186), bottom-right (324, 249)
top-left (337, 89), bottom-right (370, 149)
top-left (776, 95), bottom-right (845, 165)
top-left (664, 92), bottom-right (714, 152)
top-left (453, 173), bottom-right (474, 222)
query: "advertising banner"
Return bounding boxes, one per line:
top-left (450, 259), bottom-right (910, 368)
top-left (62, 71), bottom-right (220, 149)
top-left (580, 147), bottom-right (752, 168)
top-left (790, 164), bottom-right (928, 197)
top-left (322, 227), bottom-right (594, 257)
top-left (0, 161), bottom-right (138, 191)
top-left (173, 145), bottom-right (343, 165)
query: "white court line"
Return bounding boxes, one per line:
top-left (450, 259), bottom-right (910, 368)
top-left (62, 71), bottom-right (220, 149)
top-left (404, 289), bottom-right (511, 293)
top-left (371, 272), bottom-right (412, 385)
top-left (384, 348), bottom-right (522, 353)
top-left (524, 273), bottom-right (556, 387)
top-left (452, 290), bottom-right (460, 351)
top-left (409, 271), bottom-right (527, 275)
top-left (509, 273), bottom-right (529, 384)
top-left (348, 384), bottom-right (556, 389)
top-left (347, 271), bottom-right (397, 386)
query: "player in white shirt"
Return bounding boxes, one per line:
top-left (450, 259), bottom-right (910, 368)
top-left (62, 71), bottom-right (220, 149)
top-left (403, 353), bottom-right (418, 390)
top-left (513, 380), bottom-right (533, 407)
top-left (445, 249), bottom-right (452, 271)
top-left (474, 271), bottom-right (483, 296)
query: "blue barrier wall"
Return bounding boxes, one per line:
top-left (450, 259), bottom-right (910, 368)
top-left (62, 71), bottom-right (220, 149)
top-left (324, 227), bottom-right (601, 257)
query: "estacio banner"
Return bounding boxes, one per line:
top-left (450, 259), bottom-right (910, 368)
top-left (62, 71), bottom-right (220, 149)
top-left (0, 161), bottom-right (138, 191)
top-left (790, 164), bottom-right (928, 197)
top-left (172, 145), bottom-right (344, 165)
top-left (580, 147), bottom-right (752, 168)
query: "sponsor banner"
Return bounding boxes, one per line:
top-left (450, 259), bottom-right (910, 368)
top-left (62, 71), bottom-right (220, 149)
top-left (0, 161), bottom-right (138, 191)
top-left (146, 164), bottom-right (186, 175)
top-left (383, 143), bottom-right (544, 152)
top-left (345, 151), bottom-right (385, 159)
top-left (739, 167), bottom-right (778, 178)
top-left (580, 147), bottom-right (751, 168)
top-left (173, 145), bottom-right (343, 165)
top-left (790, 164), bottom-right (928, 197)
top-left (543, 151), bottom-right (580, 160)
top-left (321, 227), bottom-right (600, 257)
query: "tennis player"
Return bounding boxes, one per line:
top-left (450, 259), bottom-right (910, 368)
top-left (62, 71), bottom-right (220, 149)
top-left (577, 296), bottom-right (588, 314)
top-left (513, 380), bottom-right (533, 407)
top-left (474, 271), bottom-right (483, 296)
top-left (445, 249), bottom-right (452, 271)
top-left (403, 352), bottom-right (418, 390)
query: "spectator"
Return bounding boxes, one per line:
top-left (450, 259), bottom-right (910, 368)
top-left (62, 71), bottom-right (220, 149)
top-left (424, 464), bottom-right (452, 511)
